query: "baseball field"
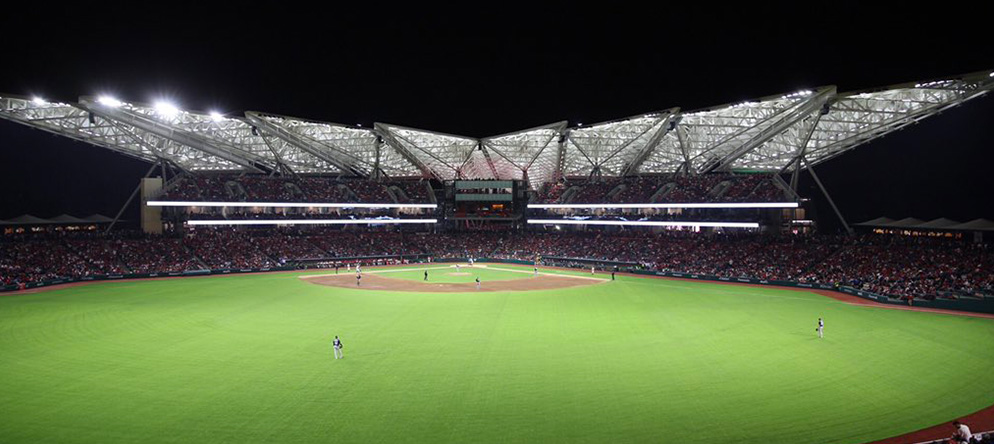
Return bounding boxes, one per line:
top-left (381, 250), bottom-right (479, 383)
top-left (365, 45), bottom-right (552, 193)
top-left (1, 264), bottom-right (993, 443)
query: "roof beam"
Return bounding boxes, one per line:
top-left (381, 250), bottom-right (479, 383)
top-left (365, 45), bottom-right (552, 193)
top-left (245, 112), bottom-right (362, 176)
top-left (621, 112), bottom-right (677, 176)
top-left (705, 87), bottom-right (836, 173)
top-left (676, 126), bottom-right (694, 174)
top-left (804, 82), bottom-right (994, 170)
top-left (373, 123), bottom-right (438, 180)
top-left (81, 99), bottom-right (265, 173)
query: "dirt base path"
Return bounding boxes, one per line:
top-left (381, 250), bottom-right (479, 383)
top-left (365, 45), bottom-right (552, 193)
top-left (302, 272), bottom-right (607, 292)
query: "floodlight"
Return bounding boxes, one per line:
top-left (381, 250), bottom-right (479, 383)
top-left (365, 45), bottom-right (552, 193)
top-left (97, 96), bottom-right (123, 107)
top-left (154, 102), bottom-right (180, 118)
top-left (527, 219), bottom-right (760, 228)
top-left (209, 111), bottom-right (224, 122)
top-left (32, 97), bottom-right (47, 105)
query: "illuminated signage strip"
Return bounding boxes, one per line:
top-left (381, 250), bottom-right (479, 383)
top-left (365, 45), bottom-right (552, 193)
top-left (527, 202), bottom-right (798, 209)
top-left (187, 219), bottom-right (438, 226)
top-left (148, 201), bottom-right (436, 209)
top-left (526, 219), bottom-right (760, 228)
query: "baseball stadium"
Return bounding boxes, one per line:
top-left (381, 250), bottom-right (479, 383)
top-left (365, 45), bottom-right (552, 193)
top-left (1, 66), bottom-right (993, 444)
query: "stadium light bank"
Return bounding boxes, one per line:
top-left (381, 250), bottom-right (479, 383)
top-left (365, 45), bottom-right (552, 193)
top-left (527, 219), bottom-right (760, 228)
top-left (187, 219), bottom-right (438, 226)
top-left (527, 202), bottom-right (799, 209)
top-left (147, 201), bottom-right (437, 209)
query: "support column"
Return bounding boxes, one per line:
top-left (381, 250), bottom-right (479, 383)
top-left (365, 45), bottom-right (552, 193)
top-left (106, 163), bottom-right (159, 233)
top-left (805, 159), bottom-right (852, 234)
top-left (140, 178), bottom-right (164, 235)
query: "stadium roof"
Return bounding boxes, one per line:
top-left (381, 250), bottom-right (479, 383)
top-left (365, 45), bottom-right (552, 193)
top-left (0, 214), bottom-right (114, 225)
top-left (854, 217), bottom-right (994, 232)
top-left (949, 218), bottom-right (994, 231)
top-left (2, 70), bottom-right (991, 187)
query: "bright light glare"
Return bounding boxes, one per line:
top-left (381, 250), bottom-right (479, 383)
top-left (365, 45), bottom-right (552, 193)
top-left (210, 111), bottom-right (224, 122)
top-left (32, 97), bottom-right (47, 105)
top-left (527, 202), bottom-right (798, 209)
top-left (527, 219), bottom-right (760, 228)
top-left (187, 219), bottom-right (438, 226)
top-left (147, 201), bottom-right (437, 209)
top-left (97, 96), bottom-right (123, 107)
top-left (154, 102), bottom-right (180, 118)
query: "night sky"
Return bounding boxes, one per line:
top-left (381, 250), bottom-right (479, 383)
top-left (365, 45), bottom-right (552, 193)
top-left (1, 5), bottom-right (992, 232)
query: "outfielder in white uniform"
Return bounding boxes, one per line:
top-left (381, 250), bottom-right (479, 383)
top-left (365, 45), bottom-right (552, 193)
top-left (817, 318), bottom-right (824, 338)
top-left (333, 336), bottom-right (344, 359)
top-left (456, 264), bottom-right (460, 273)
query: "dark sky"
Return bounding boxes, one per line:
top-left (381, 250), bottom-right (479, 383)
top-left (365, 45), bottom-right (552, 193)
top-left (1, 4), bottom-right (992, 232)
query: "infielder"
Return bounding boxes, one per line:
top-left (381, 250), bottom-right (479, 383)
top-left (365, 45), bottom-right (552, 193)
top-left (817, 317), bottom-right (824, 338)
top-left (475, 276), bottom-right (481, 290)
top-left (456, 264), bottom-right (461, 273)
top-left (333, 335), bottom-right (344, 359)
top-left (534, 266), bottom-right (538, 277)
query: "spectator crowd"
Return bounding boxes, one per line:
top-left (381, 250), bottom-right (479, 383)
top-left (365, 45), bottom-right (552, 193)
top-left (534, 174), bottom-right (789, 204)
top-left (2, 229), bottom-right (991, 302)
top-left (160, 175), bottom-right (434, 204)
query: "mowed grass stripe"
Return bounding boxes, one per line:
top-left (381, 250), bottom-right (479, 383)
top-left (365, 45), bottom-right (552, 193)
top-left (0, 271), bottom-right (992, 443)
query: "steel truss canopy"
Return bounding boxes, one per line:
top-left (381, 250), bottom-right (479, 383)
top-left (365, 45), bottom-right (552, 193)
top-left (1, 69), bottom-right (990, 184)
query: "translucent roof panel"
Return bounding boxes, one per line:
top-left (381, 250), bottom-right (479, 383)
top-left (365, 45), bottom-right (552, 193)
top-left (248, 113), bottom-right (404, 176)
top-left (459, 149), bottom-right (497, 179)
top-left (482, 122), bottom-right (566, 187)
top-left (677, 89), bottom-right (831, 173)
top-left (801, 78), bottom-right (992, 169)
top-left (2, 70), bottom-right (990, 183)
top-left (376, 124), bottom-right (479, 180)
top-left (729, 109), bottom-right (823, 171)
top-left (636, 131), bottom-right (685, 174)
top-left (0, 96), bottom-right (239, 171)
top-left (102, 103), bottom-right (342, 174)
top-left (562, 114), bottom-right (670, 176)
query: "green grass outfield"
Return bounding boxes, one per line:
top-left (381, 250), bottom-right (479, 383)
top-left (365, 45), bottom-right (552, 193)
top-left (377, 264), bottom-right (535, 283)
top-left (1, 265), bottom-right (993, 444)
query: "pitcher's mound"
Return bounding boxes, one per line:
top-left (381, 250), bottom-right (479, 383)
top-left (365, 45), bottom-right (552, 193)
top-left (302, 272), bottom-right (605, 292)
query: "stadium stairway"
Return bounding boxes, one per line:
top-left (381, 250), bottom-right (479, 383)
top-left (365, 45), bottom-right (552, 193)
top-left (184, 244), bottom-right (209, 270)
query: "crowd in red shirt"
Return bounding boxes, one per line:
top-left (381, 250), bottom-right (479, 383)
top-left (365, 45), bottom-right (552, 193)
top-left (2, 230), bottom-right (991, 301)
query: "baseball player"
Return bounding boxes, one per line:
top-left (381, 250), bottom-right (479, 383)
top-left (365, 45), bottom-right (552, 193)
top-left (333, 335), bottom-right (344, 359)
top-left (475, 276), bottom-right (481, 290)
top-left (816, 318), bottom-right (824, 338)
